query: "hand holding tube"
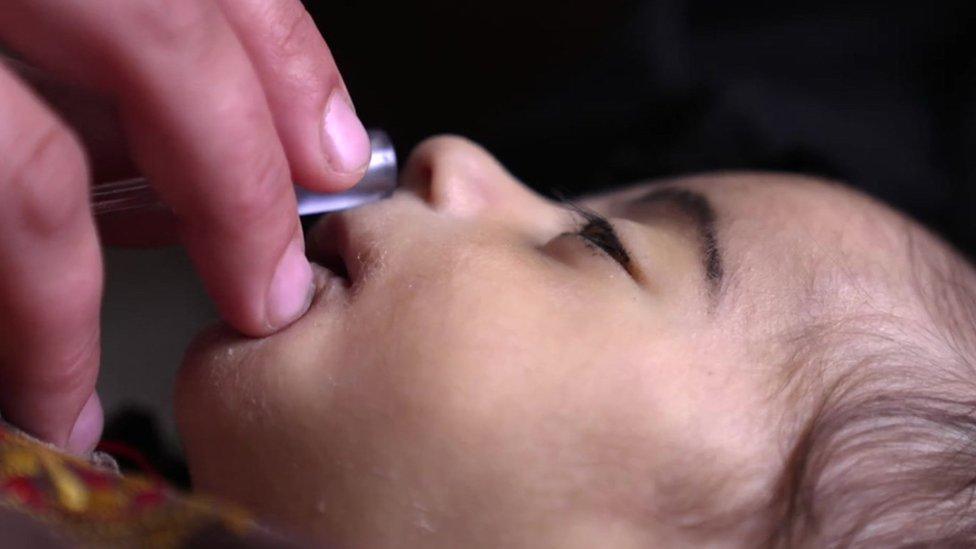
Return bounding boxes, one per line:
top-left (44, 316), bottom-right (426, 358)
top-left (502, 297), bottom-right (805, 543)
top-left (0, 0), bottom-right (369, 454)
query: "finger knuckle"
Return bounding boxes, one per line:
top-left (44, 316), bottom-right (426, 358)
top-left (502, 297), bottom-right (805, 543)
top-left (217, 152), bottom-right (292, 229)
top-left (262, 4), bottom-right (333, 93)
top-left (3, 319), bottom-right (100, 406)
top-left (52, 269), bottom-right (104, 328)
top-left (0, 122), bottom-right (89, 237)
top-left (18, 256), bottom-right (103, 336)
top-left (34, 326), bottom-right (100, 397)
top-left (265, 2), bottom-right (319, 60)
top-left (126, 0), bottom-right (221, 53)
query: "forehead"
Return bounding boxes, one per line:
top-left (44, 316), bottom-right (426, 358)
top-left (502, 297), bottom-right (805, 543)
top-left (587, 172), bottom-right (921, 321)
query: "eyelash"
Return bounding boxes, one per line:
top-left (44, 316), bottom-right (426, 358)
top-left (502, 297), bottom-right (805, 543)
top-left (570, 209), bottom-right (632, 271)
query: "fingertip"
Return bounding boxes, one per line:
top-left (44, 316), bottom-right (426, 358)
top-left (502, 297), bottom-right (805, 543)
top-left (66, 392), bottom-right (103, 456)
top-left (265, 234), bottom-right (315, 332)
top-left (320, 91), bottom-right (371, 184)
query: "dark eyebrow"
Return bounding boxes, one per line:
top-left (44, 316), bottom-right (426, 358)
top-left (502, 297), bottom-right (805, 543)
top-left (631, 187), bottom-right (724, 291)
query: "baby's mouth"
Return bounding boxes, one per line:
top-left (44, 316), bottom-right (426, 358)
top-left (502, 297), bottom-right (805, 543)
top-left (308, 217), bottom-right (349, 280)
top-left (306, 212), bottom-right (357, 287)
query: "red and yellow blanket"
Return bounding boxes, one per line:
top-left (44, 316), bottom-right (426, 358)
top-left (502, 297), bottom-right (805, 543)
top-left (0, 423), bottom-right (296, 547)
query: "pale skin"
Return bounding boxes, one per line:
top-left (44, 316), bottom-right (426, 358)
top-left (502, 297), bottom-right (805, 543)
top-left (177, 136), bottom-right (951, 547)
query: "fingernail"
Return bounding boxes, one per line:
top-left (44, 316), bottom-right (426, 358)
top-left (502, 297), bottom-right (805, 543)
top-left (322, 91), bottom-right (371, 174)
top-left (67, 392), bottom-right (103, 456)
top-left (267, 236), bottom-right (315, 330)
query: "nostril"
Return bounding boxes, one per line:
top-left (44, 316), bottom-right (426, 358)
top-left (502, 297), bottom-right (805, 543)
top-left (417, 164), bottom-right (434, 204)
top-left (400, 159), bottom-right (435, 205)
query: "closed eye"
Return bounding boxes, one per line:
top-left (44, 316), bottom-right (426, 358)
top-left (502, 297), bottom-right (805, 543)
top-left (557, 200), bottom-right (632, 272)
top-left (574, 215), bottom-right (632, 270)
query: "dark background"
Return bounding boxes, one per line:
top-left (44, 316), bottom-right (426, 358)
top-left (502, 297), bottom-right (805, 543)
top-left (305, 0), bottom-right (976, 258)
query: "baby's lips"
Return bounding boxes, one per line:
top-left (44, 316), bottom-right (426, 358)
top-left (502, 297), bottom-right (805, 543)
top-left (308, 263), bottom-right (351, 307)
top-left (306, 213), bottom-right (354, 282)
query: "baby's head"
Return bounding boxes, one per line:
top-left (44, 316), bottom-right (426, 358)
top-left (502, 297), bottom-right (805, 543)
top-left (176, 136), bottom-right (976, 547)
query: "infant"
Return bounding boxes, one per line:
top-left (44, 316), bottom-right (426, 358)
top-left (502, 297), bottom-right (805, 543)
top-left (175, 136), bottom-right (976, 547)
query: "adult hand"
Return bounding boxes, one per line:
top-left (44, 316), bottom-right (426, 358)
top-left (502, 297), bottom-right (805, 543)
top-left (0, 0), bottom-right (371, 454)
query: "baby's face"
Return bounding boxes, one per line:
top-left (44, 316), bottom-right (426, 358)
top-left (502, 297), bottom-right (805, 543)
top-left (176, 137), bottom-right (930, 547)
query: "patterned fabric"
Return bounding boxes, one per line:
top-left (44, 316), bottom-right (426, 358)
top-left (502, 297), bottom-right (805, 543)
top-left (0, 423), bottom-right (296, 548)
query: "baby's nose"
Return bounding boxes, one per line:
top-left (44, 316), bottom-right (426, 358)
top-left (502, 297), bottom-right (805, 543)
top-left (402, 135), bottom-right (563, 231)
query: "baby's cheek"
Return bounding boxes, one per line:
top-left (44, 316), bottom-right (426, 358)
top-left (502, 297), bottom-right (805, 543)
top-left (177, 323), bottom-right (271, 425)
top-left (175, 321), bottom-right (336, 506)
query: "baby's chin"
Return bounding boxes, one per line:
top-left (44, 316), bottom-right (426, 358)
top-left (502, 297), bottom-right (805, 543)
top-left (174, 265), bottom-right (350, 466)
top-left (179, 263), bottom-right (349, 380)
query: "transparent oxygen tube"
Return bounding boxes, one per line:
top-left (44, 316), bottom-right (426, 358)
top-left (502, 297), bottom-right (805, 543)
top-left (92, 130), bottom-right (397, 217)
